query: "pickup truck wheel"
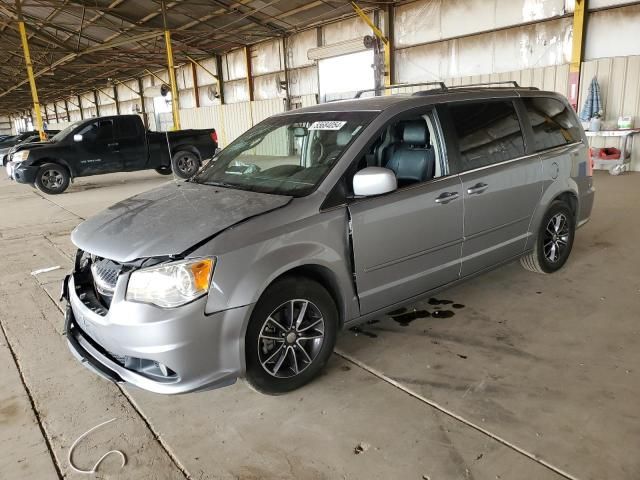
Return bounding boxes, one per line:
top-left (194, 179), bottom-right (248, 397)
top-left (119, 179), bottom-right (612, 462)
top-left (521, 201), bottom-right (575, 274)
top-left (155, 166), bottom-right (172, 175)
top-left (171, 151), bottom-right (200, 179)
top-left (245, 276), bottom-right (338, 395)
top-left (35, 163), bottom-right (70, 195)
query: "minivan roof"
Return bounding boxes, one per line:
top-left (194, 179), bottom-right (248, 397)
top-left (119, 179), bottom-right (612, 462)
top-left (282, 88), bottom-right (566, 115)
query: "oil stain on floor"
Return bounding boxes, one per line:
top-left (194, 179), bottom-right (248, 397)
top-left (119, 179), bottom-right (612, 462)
top-left (349, 298), bottom-right (466, 335)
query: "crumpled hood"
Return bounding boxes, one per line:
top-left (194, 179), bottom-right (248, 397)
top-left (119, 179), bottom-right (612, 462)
top-left (71, 181), bottom-right (291, 262)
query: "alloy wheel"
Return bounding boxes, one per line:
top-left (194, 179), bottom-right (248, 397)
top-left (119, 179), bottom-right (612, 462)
top-left (41, 169), bottom-right (63, 190)
top-left (177, 155), bottom-right (196, 174)
top-left (257, 299), bottom-right (325, 378)
top-left (543, 213), bottom-right (570, 263)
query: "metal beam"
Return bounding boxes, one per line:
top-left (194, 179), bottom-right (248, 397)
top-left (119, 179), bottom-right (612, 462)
top-left (351, 2), bottom-right (391, 91)
top-left (137, 77), bottom-right (148, 129)
top-left (161, 0), bottom-right (180, 130)
top-left (191, 60), bottom-right (200, 108)
top-left (15, 0), bottom-right (46, 140)
top-left (93, 90), bottom-right (100, 117)
top-left (244, 46), bottom-right (254, 102)
top-left (568, 0), bottom-right (588, 111)
top-left (113, 85), bottom-right (120, 115)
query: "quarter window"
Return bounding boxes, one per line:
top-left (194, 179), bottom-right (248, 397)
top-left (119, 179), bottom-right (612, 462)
top-left (117, 116), bottom-right (140, 139)
top-left (522, 97), bottom-right (581, 151)
top-left (449, 101), bottom-right (525, 171)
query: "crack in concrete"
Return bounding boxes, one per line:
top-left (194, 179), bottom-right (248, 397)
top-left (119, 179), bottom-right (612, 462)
top-left (335, 348), bottom-right (581, 480)
top-left (0, 318), bottom-right (65, 480)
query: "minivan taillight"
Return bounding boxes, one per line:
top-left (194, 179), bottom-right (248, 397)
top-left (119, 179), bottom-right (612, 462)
top-left (210, 130), bottom-right (218, 144)
top-left (587, 152), bottom-right (593, 177)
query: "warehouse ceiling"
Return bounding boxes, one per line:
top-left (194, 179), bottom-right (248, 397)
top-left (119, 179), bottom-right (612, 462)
top-left (0, 0), bottom-right (383, 114)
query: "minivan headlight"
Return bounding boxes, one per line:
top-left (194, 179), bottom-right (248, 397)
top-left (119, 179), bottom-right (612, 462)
top-left (126, 258), bottom-right (214, 308)
top-left (12, 150), bottom-right (30, 162)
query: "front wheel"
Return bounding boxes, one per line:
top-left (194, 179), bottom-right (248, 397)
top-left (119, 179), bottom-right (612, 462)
top-left (245, 277), bottom-right (338, 395)
top-left (35, 163), bottom-right (70, 195)
top-left (521, 201), bottom-right (575, 274)
top-left (171, 151), bottom-right (200, 179)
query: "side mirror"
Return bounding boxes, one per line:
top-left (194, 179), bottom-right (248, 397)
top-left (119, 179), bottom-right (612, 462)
top-left (353, 167), bottom-right (397, 197)
top-left (73, 134), bottom-right (83, 143)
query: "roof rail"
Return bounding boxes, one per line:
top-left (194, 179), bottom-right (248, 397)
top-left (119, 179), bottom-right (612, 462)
top-left (447, 80), bottom-right (538, 90)
top-left (354, 82), bottom-right (446, 98)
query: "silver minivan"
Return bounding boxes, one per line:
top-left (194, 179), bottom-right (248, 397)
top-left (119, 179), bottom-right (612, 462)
top-left (62, 85), bottom-right (594, 394)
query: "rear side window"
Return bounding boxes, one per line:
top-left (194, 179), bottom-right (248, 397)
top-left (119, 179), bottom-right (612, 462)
top-left (522, 97), bottom-right (582, 151)
top-left (449, 100), bottom-right (525, 171)
top-left (117, 116), bottom-right (140, 139)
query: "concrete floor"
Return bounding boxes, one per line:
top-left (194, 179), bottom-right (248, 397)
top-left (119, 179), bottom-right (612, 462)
top-left (0, 169), bottom-right (638, 480)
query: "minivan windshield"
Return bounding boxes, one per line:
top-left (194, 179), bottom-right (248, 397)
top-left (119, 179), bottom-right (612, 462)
top-left (193, 111), bottom-right (376, 197)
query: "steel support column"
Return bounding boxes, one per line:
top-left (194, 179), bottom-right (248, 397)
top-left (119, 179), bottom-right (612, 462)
top-left (191, 61), bottom-right (200, 108)
top-left (137, 78), bottom-right (148, 129)
top-left (77, 95), bottom-right (84, 120)
top-left (568, 0), bottom-right (588, 111)
top-left (93, 90), bottom-right (100, 117)
top-left (245, 46), bottom-right (254, 102)
top-left (113, 86), bottom-right (120, 115)
top-left (15, 0), bottom-right (46, 140)
top-left (161, 0), bottom-right (181, 130)
top-left (64, 100), bottom-right (71, 122)
top-left (351, 2), bottom-right (391, 92)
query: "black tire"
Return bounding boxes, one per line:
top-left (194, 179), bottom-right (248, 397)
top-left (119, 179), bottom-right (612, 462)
top-left (171, 151), bottom-right (200, 179)
top-left (245, 276), bottom-right (338, 395)
top-left (35, 163), bottom-right (70, 195)
top-left (521, 200), bottom-right (575, 274)
top-left (155, 165), bottom-right (172, 175)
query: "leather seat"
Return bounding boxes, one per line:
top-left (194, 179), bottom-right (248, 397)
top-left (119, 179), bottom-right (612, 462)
top-left (385, 121), bottom-right (435, 187)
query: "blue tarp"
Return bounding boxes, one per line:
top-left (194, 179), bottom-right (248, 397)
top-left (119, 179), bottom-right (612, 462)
top-left (579, 76), bottom-right (602, 122)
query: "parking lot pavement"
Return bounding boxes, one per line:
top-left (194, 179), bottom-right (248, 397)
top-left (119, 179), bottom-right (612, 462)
top-left (1, 170), bottom-right (637, 480)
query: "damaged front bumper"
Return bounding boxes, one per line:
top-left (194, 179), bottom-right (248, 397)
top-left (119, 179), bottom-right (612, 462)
top-left (62, 271), bottom-right (251, 394)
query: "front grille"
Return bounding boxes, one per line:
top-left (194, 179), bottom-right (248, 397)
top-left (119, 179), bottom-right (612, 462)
top-left (90, 258), bottom-right (122, 297)
top-left (75, 250), bottom-right (123, 312)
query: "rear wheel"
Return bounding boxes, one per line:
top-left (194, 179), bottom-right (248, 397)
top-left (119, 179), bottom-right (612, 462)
top-left (35, 163), bottom-right (70, 195)
top-left (521, 201), bottom-right (575, 274)
top-left (155, 165), bottom-right (172, 175)
top-left (245, 277), bottom-right (338, 395)
top-left (171, 151), bottom-right (199, 179)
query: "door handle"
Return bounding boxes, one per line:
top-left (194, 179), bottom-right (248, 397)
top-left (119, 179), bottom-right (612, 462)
top-left (467, 182), bottom-right (488, 195)
top-left (107, 142), bottom-right (119, 148)
top-left (435, 192), bottom-right (459, 204)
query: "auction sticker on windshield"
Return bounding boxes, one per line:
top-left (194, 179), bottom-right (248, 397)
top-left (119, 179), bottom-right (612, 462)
top-left (309, 121), bottom-right (347, 130)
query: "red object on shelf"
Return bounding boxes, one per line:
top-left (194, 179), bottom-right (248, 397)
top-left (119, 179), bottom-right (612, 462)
top-left (599, 147), bottom-right (621, 160)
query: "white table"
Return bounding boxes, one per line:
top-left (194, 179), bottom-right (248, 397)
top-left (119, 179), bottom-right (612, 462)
top-left (585, 129), bottom-right (640, 175)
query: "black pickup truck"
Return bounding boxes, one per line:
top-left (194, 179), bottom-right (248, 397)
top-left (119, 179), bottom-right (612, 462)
top-left (6, 115), bottom-right (218, 194)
